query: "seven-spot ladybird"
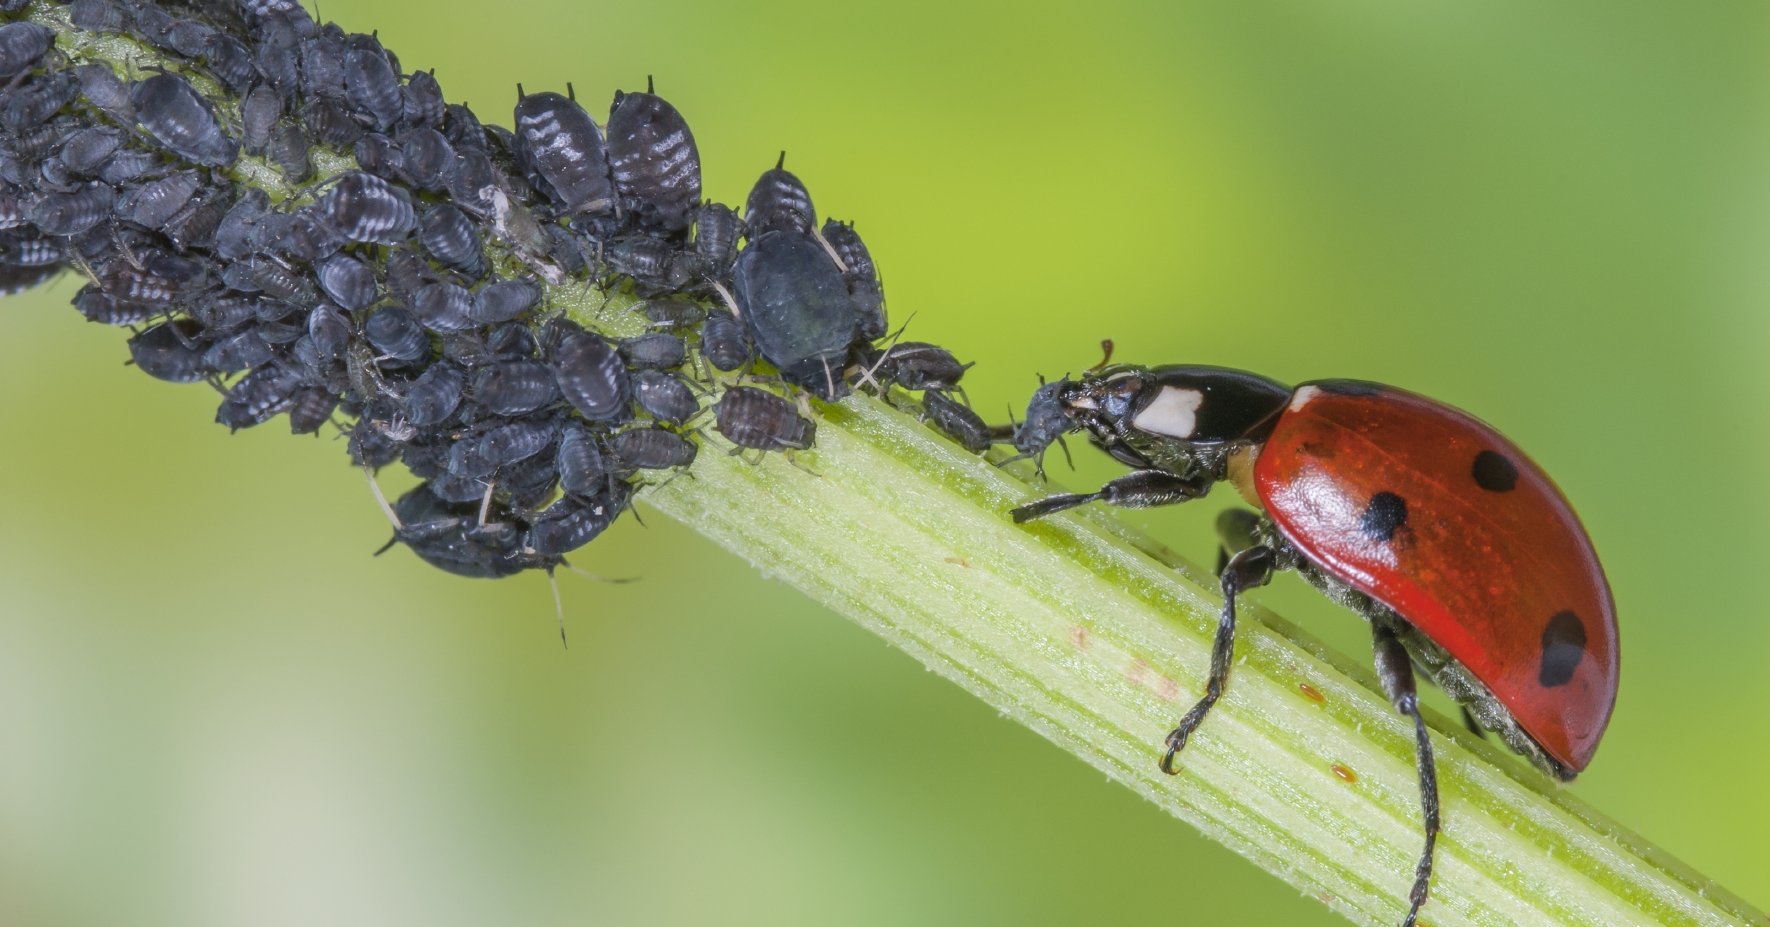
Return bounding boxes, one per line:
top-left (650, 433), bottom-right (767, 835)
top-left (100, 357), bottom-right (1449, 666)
top-left (1010, 361), bottom-right (1619, 927)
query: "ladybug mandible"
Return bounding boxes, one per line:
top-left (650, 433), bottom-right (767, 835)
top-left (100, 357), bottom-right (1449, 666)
top-left (1010, 361), bottom-right (1619, 927)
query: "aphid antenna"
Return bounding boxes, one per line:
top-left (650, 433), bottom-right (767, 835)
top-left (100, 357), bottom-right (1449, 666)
top-left (851, 311), bottom-right (919, 393)
top-left (707, 278), bottom-right (740, 317)
top-left (362, 463), bottom-right (404, 530)
top-left (810, 223), bottom-right (847, 273)
top-left (560, 561), bottom-right (638, 585)
top-left (546, 566), bottom-right (568, 649)
top-left (477, 479), bottom-right (496, 526)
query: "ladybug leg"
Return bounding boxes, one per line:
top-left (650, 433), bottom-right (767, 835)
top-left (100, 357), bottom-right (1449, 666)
top-left (1459, 705), bottom-right (1487, 739)
top-left (1213, 508), bottom-right (1264, 576)
top-left (1161, 544), bottom-right (1275, 774)
top-left (1011, 470), bottom-right (1209, 523)
top-left (1372, 621), bottom-right (1439, 927)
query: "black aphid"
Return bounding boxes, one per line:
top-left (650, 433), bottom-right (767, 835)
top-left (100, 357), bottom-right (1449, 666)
top-left (402, 70), bottom-right (446, 129)
top-left (744, 152), bottom-right (814, 237)
top-left (345, 44), bottom-right (403, 131)
top-left (395, 127), bottom-right (454, 191)
top-left (606, 81), bottom-right (701, 235)
top-left (618, 332), bottom-right (687, 371)
top-left (471, 359), bottom-right (559, 415)
top-left (732, 228), bottom-right (854, 400)
top-left (858, 342), bottom-right (970, 393)
top-left (73, 287), bottom-right (151, 326)
top-left (267, 123), bottom-right (312, 183)
top-left (633, 370), bottom-right (699, 425)
top-left (127, 319), bottom-right (210, 382)
top-left (27, 182), bottom-right (115, 236)
top-left (698, 310), bottom-right (750, 372)
top-left (526, 484), bottom-right (630, 557)
top-left (288, 386), bottom-right (340, 435)
top-left (115, 170), bottom-right (200, 230)
top-left (693, 201), bottom-right (742, 279)
top-left (714, 386), bottom-right (815, 451)
top-left (317, 171), bottom-right (415, 244)
top-left (3, 72), bottom-right (79, 131)
top-left (203, 32), bottom-right (257, 95)
top-left (548, 320), bottom-right (630, 421)
top-left (556, 424), bottom-right (611, 497)
top-left (0, 22), bottom-right (53, 81)
top-left (512, 87), bottom-right (613, 217)
top-left (611, 426), bottom-right (697, 471)
top-left (240, 83), bottom-right (281, 155)
top-left (314, 253), bottom-right (379, 310)
top-left (470, 277), bottom-right (540, 323)
top-left (821, 219), bottom-right (886, 341)
top-left (74, 64), bottom-right (133, 121)
top-left (403, 361), bottom-right (466, 427)
top-left (362, 305), bottom-right (430, 365)
top-left (920, 389), bottom-right (993, 454)
top-left (404, 281), bottom-right (475, 335)
top-left (201, 328), bottom-right (274, 373)
top-left (641, 296), bottom-right (706, 331)
top-left (388, 482), bottom-right (547, 578)
top-left (216, 364), bottom-right (303, 430)
top-left (418, 203), bottom-right (485, 278)
top-left (131, 72), bottom-right (238, 166)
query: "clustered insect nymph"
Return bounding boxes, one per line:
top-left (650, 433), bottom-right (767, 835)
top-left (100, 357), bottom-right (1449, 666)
top-left (0, 0), bottom-right (992, 601)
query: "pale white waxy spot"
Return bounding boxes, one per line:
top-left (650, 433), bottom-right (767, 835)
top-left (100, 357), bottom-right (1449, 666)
top-left (1131, 386), bottom-right (1204, 438)
top-left (1289, 385), bottom-right (1321, 413)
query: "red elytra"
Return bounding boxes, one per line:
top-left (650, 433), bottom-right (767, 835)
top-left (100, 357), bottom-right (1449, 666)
top-left (1252, 380), bottom-right (1619, 772)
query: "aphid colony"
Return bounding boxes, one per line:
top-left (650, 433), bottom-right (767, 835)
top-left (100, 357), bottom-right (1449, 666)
top-left (0, 0), bottom-right (988, 579)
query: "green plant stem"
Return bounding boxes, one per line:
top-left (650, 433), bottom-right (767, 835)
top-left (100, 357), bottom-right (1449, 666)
top-left (31, 6), bottom-right (1768, 926)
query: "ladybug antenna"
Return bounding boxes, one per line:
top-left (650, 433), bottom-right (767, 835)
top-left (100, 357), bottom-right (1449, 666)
top-left (1089, 339), bottom-right (1115, 372)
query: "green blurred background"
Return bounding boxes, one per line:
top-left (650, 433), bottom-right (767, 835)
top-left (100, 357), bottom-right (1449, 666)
top-left (2, 0), bottom-right (1767, 924)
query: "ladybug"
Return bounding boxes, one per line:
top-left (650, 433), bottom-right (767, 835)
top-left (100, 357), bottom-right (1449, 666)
top-left (1010, 358), bottom-right (1618, 927)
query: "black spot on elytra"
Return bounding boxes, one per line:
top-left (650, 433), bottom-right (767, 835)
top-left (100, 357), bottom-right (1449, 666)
top-left (1472, 450), bottom-right (1518, 492)
top-left (1539, 610), bottom-right (1587, 687)
top-left (1313, 379), bottom-right (1383, 397)
top-left (1359, 491), bottom-right (1408, 543)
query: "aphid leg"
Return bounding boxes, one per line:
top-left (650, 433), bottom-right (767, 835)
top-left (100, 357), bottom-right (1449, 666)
top-left (477, 479), bottom-right (496, 526)
top-left (1372, 620), bottom-right (1439, 927)
top-left (1011, 470), bottom-right (1209, 523)
top-left (810, 223), bottom-right (847, 273)
top-left (1162, 544), bottom-right (1273, 774)
top-left (548, 567), bottom-right (568, 650)
top-left (362, 463), bottom-right (402, 530)
top-left (708, 279), bottom-right (740, 317)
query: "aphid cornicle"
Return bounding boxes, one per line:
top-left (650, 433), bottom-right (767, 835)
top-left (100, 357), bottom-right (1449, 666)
top-left (1010, 362), bottom-right (1620, 927)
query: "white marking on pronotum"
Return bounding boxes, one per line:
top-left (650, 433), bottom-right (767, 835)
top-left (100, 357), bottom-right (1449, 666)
top-left (1290, 384), bottom-right (1321, 413)
top-left (1131, 386), bottom-right (1205, 439)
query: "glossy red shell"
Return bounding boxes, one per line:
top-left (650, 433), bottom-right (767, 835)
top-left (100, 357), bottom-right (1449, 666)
top-left (1252, 381), bottom-right (1618, 773)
